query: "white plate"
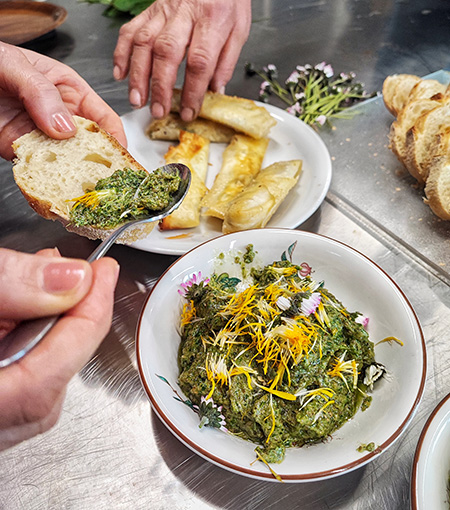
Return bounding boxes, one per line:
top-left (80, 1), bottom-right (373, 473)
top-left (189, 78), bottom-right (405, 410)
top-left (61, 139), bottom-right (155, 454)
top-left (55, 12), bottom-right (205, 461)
top-left (121, 103), bottom-right (332, 255)
top-left (136, 229), bottom-right (426, 482)
top-left (411, 393), bottom-right (450, 509)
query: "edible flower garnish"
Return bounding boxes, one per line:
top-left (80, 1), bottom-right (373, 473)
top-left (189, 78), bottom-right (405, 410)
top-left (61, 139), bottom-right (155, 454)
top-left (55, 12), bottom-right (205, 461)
top-left (245, 61), bottom-right (377, 127)
top-left (204, 353), bottom-right (230, 399)
top-left (327, 351), bottom-right (359, 390)
top-left (197, 397), bottom-right (227, 431)
top-left (300, 292), bottom-right (321, 316)
top-left (178, 271), bottom-right (210, 296)
top-left (363, 363), bottom-right (386, 391)
top-left (355, 315), bottom-right (370, 329)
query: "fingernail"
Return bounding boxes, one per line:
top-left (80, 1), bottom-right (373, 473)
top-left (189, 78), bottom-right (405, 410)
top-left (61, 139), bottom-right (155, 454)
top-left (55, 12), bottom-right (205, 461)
top-left (217, 85), bottom-right (225, 94)
top-left (52, 113), bottom-right (76, 133)
top-left (130, 89), bottom-right (142, 108)
top-left (43, 261), bottom-right (87, 293)
top-left (151, 102), bottom-right (164, 118)
top-left (180, 108), bottom-right (195, 122)
top-left (113, 65), bottom-right (121, 80)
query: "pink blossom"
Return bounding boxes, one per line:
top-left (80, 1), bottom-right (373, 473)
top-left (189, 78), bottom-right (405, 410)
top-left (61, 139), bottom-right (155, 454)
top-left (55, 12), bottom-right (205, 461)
top-left (178, 272), bottom-right (210, 296)
top-left (316, 115), bottom-right (327, 126)
top-left (301, 292), bottom-right (321, 315)
top-left (355, 315), bottom-right (369, 329)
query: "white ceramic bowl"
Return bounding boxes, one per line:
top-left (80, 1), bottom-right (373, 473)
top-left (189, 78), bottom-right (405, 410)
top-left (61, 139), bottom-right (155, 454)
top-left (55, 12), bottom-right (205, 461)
top-left (411, 393), bottom-right (450, 509)
top-left (136, 229), bottom-right (426, 482)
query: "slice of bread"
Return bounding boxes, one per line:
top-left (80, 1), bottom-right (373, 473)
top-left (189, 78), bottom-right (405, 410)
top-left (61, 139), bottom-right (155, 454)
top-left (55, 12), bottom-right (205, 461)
top-left (404, 99), bottom-right (450, 183)
top-left (389, 97), bottom-right (442, 165)
top-left (382, 74), bottom-right (420, 117)
top-left (425, 127), bottom-right (450, 220)
top-left (405, 79), bottom-right (447, 107)
top-left (12, 116), bottom-right (156, 244)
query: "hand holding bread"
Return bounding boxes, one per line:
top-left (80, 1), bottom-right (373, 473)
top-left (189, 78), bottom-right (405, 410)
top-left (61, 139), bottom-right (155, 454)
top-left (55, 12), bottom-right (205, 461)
top-left (12, 116), bottom-right (164, 244)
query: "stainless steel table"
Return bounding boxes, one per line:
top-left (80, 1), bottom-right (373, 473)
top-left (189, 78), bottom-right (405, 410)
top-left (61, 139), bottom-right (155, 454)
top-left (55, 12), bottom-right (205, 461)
top-left (1, 1), bottom-right (450, 508)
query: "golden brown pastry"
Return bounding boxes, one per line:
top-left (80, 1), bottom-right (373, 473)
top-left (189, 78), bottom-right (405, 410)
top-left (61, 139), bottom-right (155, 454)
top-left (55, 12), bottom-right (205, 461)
top-left (171, 89), bottom-right (277, 139)
top-left (222, 160), bottom-right (302, 233)
top-left (201, 134), bottom-right (269, 220)
top-left (159, 130), bottom-right (209, 230)
top-left (146, 112), bottom-right (236, 143)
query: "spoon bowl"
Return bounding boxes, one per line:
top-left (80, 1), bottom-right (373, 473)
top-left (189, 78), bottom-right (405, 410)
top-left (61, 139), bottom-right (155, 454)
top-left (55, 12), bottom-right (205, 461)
top-left (0, 163), bottom-right (191, 368)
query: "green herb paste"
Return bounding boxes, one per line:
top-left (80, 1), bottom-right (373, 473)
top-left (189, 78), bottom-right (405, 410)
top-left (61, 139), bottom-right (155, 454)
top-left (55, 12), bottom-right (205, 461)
top-left (69, 167), bottom-right (181, 229)
top-left (178, 247), bottom-right (381, 464)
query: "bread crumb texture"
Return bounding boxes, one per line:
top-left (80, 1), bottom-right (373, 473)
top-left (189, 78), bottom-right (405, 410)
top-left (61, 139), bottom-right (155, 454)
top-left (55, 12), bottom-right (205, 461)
top-left (12, 116), bottom-right (155, 243)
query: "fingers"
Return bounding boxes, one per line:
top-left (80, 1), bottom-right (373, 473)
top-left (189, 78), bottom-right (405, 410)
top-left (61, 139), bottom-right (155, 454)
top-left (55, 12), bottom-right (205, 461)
top-left (20, 257), bottom-right (120, 387)
top-left (113, 0), bottom-right (251, 120)
top-left (0, 42), bottom-right (76, 140)
top-left (0, 258), bottom-right (119, 449)
top-left (74, 85), bottom-right (128, 148)
top-left (0, 248), bottom-right (94, 320)
top-left (209, 1), bottom-right (252, 93)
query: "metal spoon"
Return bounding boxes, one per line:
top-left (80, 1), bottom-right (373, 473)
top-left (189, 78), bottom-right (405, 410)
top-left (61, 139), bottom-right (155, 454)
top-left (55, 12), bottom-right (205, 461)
top-left (0, 163), bottom-right (191, 368)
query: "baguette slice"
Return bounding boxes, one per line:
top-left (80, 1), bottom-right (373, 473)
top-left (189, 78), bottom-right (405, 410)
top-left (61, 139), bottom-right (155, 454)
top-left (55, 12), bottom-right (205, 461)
top-left (389, 97), bottom-right (442, 167)
top-left (171, 89), bottom-right (277, 139)
top-left (382, 74), bottom-right (420, 117)
top-left (146, 112), bottom-right (236, 143)
top-left (222, 160), bottom-right (302, 234)
top-left (406, 79), bottom-right (447, 106)
top-left (12, 116), bottom-right (156, 244)
top-left (160, 130), bottom-right (209, 230)
top-left (425, 127), bottom-right (450, 220)
top-left (201, 134), bottom-right (269, 219)
top-left (404, 99), bottom-right (450, 183)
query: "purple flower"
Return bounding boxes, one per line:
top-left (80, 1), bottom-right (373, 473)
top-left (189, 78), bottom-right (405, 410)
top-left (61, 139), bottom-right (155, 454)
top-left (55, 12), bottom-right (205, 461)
top-left (285, 70), bottom-right (301, 86)
top-left (178, 271), bottom-right (210, 296)
top-left (259, 81), bottom-right (272, 95)
top-left (301, 292), bottom-right (321, 315)
top-left (355, 315), bottom-right (369, 329)
top-left (316, 115), bottom-right (327, 126)
top-left (286, 102), bottom-right (303, 116)
top-left (315, 62), bottom-right (334, 78)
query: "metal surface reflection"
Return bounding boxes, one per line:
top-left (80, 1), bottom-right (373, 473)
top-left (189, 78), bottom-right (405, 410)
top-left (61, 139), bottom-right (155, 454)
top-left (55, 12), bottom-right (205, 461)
top-left (1, 1), bottom-right (450, 509)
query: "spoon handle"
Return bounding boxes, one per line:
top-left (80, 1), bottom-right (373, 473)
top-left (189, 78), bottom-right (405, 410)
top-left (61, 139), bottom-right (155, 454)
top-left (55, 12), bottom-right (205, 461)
top-left (86, 223), bottom-right (128, 262)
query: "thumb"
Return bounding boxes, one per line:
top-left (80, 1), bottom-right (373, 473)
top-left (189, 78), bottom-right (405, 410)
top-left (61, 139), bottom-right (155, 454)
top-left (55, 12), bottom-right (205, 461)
top-left (0, 249), bottom-right (94, 320)
top-left (0, 43), bottom-right (76, 139)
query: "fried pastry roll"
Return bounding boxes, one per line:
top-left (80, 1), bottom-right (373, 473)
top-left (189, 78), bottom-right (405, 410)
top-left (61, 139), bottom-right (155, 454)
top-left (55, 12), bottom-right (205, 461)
top-left (222, 160), bottom-right (302, 233)
top-left (201, 134), bottom-right (269, 220)
top-left (171, 89), bottom-right (277, 139)
top-left (159, 130), bottom-right (210, 230)
top-left (146, 112), bottom-right (236, 143)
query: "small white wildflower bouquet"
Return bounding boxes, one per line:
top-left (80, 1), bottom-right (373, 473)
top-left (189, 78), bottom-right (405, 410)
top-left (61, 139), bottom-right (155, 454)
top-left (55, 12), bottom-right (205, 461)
top-left (245, 62), bottom-right (376, 127)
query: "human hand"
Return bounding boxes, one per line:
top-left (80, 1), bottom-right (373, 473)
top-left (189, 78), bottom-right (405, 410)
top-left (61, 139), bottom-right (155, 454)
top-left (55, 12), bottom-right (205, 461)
top-left (0, 42), bottom-right (127, 161)
top-left (0, 248), bottom-right (119, 451)
top-left (113, 0), bottom-right (252, 122)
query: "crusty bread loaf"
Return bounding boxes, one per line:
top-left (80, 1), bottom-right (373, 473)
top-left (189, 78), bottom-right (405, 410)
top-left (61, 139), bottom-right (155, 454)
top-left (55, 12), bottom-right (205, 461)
top-left (424, 127), bottom-right (450, 220)
top-left (12, 115), bottom-right (156, 244)
top-left (383, 74), bottom-right (450, 220)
